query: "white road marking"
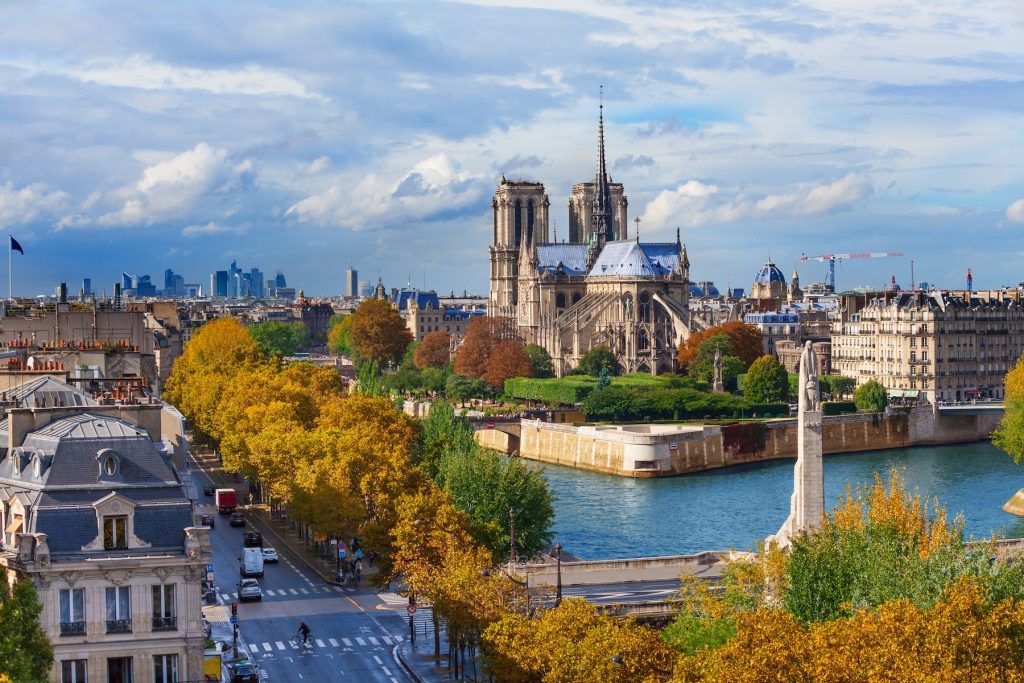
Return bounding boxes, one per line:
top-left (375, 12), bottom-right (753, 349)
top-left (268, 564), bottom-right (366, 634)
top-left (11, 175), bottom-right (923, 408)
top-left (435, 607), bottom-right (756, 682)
top-left (275, 641), bottom-right (285, 650)
top-left (264, 590), bottom-right (275, 596)
top-left (249, 644), bottom-right (259, 653)
top-left (316, 639), bottom-right (326, 648)
top-left (334, 586), bottom-right (344, 593)
top-left (342, 638), bottom-right (352, 646)
top-left (310, 586), bottom-right (319, 593)
top-left (355, 637), bottom-right (366, 646)
top-left (329, 638), bottom-right (339, 647)
top-left (290, 640), bottom-right (298, 649)
top-left (382, 637), bottom-right (393, 645)
top-left (393, 635), bottom-right (404, 642)
top-left (221, 593), bottom-right (231, 601)
top-left (288, 589), bottom-right (299, 595)
top-left (381, 667), bottom-right (392, 676)
top-left (262, 643), bottom-right (272, 652)
top-left (369, 637), bottom-right (379, 645)
top-left (299, 588), bottom-right (309, 594)
top-left (232, 593), bottom-right (238, 599)
top-left (373, 655), bottom-right (383, 665)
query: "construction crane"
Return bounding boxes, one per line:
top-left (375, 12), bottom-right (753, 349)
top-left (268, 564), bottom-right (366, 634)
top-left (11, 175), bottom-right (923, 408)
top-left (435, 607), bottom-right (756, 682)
top-left (799, 251), bottom-right (904, 292)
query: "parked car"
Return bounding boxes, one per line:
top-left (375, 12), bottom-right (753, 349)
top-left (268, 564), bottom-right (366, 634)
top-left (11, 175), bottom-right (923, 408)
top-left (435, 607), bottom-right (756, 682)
top-left (229, 512), bottom-right (245, 527)
top-left (200, 514), bottom-right (215, 528)
top-left (238, 578), bottom-right (262, 602)
top-left (261, 547), bottom-right (279, 563)
top-left (203, 485), bottom-right (215, 496)
top-left (243, 531), bottom-right (263, 548)
top-left (231, 661), bottom-right (259, 683)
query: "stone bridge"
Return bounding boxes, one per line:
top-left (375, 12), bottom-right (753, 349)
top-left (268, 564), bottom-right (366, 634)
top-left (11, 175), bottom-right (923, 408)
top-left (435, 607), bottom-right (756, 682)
top-left (937, 403), bottom-right (1004, 417)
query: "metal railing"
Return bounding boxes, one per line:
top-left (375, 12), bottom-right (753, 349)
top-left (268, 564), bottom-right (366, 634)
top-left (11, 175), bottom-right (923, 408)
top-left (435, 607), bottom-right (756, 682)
top-left (60, 621), bottom-right (86, 636)
top-left (106, 618), bottom-right (132, 634)
top-left (152, 616), bottom-right (177, 631)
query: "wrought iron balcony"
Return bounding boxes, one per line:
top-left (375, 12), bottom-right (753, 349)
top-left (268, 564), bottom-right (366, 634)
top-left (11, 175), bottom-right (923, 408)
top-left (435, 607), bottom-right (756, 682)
top-left (60, 621), bottom-right (86, 636)
top-left (106, 618), bottom-right (132, 634)
top-left (152, 616), bottom-right (177, 631)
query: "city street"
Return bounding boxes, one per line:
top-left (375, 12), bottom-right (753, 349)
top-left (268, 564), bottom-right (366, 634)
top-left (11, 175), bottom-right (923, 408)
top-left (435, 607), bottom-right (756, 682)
top-left (193, 465), bottom-right (414, 682)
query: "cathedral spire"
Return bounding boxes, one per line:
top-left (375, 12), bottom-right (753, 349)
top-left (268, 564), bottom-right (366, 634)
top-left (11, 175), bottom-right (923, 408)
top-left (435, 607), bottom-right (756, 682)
top-left (592, 85), bottom-right (615, 245)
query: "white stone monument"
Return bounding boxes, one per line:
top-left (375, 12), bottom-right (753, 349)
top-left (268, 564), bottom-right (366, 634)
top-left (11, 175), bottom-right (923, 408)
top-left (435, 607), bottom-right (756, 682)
top-left (768, 341), bottom-right (824, 548)
top-left (712, 345), bottom-right (725, 393)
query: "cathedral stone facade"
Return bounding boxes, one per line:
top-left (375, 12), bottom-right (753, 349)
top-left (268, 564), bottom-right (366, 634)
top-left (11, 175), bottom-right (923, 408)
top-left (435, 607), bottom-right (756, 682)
top-left (487, 104), bottom-right (692, 376)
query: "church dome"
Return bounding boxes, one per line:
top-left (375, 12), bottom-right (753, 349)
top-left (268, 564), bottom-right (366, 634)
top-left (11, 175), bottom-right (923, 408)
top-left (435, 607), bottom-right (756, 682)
top-left (753, 262), bottom-right (786, 286)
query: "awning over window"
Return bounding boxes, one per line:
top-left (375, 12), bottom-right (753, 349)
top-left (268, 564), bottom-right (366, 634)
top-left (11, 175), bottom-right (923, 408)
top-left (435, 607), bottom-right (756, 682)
top-left (5, 517), bottom-right (23, 534)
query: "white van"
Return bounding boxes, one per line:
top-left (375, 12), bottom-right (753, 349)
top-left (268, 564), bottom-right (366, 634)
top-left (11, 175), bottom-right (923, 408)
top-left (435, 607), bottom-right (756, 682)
top-left (240, 547), bottom-right (264, 577)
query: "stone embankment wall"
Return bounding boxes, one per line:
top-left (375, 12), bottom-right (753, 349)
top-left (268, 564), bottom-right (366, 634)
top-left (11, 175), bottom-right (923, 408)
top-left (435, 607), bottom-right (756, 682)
top-left (475, 407), bottom-right (1002, 478)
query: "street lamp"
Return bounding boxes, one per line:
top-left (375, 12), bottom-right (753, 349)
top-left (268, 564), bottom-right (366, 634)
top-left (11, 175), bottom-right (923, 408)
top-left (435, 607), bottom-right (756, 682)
top-left (554, 541), bottom-right (562, 607)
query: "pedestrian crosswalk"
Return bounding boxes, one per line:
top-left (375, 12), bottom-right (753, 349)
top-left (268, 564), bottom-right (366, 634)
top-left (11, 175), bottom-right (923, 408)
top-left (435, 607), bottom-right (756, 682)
top-left (218, 583), bottom-right (349, 603)
top-left (246, 632), bottom-right (405, 658)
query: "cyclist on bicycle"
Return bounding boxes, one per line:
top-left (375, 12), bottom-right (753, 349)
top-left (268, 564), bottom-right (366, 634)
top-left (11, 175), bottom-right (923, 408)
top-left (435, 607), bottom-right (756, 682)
top-left (298, 621), bottom-right (311, 647)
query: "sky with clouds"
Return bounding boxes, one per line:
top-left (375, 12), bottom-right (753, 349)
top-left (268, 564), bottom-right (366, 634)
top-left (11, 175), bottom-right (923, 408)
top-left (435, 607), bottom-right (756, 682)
top-left (1, 0), bottom-right (1022, 296)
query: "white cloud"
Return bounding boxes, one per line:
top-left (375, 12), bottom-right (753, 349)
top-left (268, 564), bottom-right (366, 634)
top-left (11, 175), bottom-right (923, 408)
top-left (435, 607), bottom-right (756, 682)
top-left (300, 156), bottom-right (332, 176)
top-left (286, 153), bottom-right (486, 230)
top-left (99, 143), bottom-right (254, 226)
top-left (1007, 199), bottom-right (1024, 223)
top-left (67, 54), bottom-right (320, 99)
top-left (642, 173), bottom-right (873, 229)
top-left (181, 221), bottom-right (249, 237)
top-left (0, 181), bottom-right (68, 226)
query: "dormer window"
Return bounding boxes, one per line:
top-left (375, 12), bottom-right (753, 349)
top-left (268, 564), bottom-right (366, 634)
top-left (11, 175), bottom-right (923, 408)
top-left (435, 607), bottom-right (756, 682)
top-left (96, 449), bottom-right (122, 480)
top-left (103, 515), bottom-right (127, 549)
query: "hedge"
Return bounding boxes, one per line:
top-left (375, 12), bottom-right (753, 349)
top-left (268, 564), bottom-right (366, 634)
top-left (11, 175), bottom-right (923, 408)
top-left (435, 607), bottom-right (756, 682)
top-left (823, 401), bottom-right (857, 416)
top-left (744, 403), bottom-right (789, 418)
top-left (504, 377), bottom-right (595, 405)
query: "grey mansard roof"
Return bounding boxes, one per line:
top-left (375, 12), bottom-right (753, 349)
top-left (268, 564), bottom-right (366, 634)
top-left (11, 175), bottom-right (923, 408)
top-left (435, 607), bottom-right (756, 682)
top-left (0, 376), bottom-right (96, 409)
top-left (0, 411), bottom-right (191, 557)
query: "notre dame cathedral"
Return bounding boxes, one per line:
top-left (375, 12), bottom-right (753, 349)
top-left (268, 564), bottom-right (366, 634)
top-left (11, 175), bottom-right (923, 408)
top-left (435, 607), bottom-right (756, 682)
top-left (487, 102), bottom-right (692, 376)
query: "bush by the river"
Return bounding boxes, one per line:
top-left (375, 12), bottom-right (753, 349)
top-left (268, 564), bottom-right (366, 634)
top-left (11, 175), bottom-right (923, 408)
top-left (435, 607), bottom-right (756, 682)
top-left (582, 385), bottom-right (782, 421)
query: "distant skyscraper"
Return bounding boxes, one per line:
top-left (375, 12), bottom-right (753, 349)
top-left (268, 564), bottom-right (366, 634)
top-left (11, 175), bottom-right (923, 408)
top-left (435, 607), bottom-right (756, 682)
top-left (265, 279), bottom-right (276, 297)
top-left (250, 268), bottom-right (264, 298)
top-left (214, 270), bottom-right (229, 297)
top-left (82, 278), bottom-right (92, 297)
top-left (358, 280), bottom-right (371, 297)
top-left (275, 271), bottom-right (287, 288)
top-left (345, 268), bottom-right (358, 297)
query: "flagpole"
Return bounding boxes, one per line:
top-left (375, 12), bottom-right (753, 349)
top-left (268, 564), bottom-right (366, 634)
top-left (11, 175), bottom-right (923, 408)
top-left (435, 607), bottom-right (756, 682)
top-left (8, 235), bottom-right (11, 302)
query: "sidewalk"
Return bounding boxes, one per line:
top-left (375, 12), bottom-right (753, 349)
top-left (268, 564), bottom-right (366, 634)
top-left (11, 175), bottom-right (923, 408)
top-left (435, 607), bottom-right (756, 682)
top-left (395, 612), bottom-right (465, 682)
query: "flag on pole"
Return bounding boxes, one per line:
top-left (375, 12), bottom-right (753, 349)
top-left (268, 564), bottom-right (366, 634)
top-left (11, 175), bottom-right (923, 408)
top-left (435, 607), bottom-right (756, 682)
top-left (10, 236), bottom-right (23, 255)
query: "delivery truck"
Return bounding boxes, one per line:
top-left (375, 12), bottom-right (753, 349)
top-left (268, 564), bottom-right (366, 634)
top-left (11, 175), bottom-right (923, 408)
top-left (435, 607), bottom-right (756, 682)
top-left (240, 547), bottom-right (264, 577)
top-left (214, 488), bottom-right (237, 514)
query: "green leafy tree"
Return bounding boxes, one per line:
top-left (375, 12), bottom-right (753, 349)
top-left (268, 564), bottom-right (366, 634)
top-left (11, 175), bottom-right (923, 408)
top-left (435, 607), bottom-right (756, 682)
top-left (445, 373), bottom-right (489, 405)
top-left (854, 380), bottom-right (888, 413)
top-left (743, 355), bottom-right (789, 403)
top-left (440, 447), bottom-right (555, 562)
top-left (690, 334), bottom-right (736, 384)
top-left (575, 346), bottom-right (620, 377)
top-left (995, 355), bottom-right (1024, 461)
top-left (327, 315), bottom-right (354, 356)
top-left (248, 321), bottom-right (311, 357)
top-left (419, 366), bottom-right (449, 394)
top-left (0, 565), bottom-right (53, 682)
top-left (596, 366), bottom-right (611, 390)
top-left (822, 375), bottom-right (856, 398)
top-left (524, 344), bottom-right (555, 379)
top-left (417, 402), bottom-right (477, 482)
top-left (721, 356), bottom-right (746, 392)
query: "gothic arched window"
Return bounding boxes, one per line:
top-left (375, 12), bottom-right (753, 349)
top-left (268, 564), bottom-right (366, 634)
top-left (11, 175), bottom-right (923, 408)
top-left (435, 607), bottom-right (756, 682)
top-left (572, 292), bottom-right (582, 305)
top-left (514, 200), bottom-right (523, 245)
top-left (556, 293), bottom-right (566, 309)
top-left (527, 199), bottom-right (535, 246)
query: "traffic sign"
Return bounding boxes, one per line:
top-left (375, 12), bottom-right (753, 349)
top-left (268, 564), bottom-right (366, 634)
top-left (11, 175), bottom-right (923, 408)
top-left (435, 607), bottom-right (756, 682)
top-left (207, 563), bottom-right (214, 572)
top-left (407, 604), bottom-right (417, 615)
top-left (230, 615), bottom-right (238, 625)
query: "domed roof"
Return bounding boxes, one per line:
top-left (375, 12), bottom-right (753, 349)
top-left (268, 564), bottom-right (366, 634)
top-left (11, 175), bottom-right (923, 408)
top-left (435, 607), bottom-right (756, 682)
top-left (753, 261), bottom-right (786, 286)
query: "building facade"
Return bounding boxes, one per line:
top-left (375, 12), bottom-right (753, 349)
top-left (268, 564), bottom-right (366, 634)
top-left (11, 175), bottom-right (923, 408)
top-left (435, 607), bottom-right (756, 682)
top-left (0, 379), bottom-right (209, 683)
top-left (397, 289), bottom-right (485, 341)
top-left (831, 290), bottom-right (1024, 401)
top-left (487, 104), bottom-right (692, 375)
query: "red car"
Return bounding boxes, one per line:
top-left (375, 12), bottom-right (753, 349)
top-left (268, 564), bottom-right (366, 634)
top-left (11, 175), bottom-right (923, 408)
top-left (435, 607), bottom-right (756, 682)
top-left (200, 514), bottom-right (215, 528)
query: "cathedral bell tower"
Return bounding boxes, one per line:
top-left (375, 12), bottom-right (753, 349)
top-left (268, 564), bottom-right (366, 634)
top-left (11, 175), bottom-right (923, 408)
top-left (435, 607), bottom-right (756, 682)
top-left (487, 177), bottom-right (549, 317)
top-left (591, 86), bottom-right (615, 248)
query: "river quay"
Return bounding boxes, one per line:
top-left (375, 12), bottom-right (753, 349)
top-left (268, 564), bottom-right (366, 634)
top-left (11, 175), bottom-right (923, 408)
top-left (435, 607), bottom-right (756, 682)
top-left (540, 441), bottom-right (1024, 560)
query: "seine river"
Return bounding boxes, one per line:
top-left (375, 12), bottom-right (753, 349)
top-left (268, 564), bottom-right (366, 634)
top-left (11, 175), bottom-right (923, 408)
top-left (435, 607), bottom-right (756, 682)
top-left (540, 442), bottom-right (1024, 560)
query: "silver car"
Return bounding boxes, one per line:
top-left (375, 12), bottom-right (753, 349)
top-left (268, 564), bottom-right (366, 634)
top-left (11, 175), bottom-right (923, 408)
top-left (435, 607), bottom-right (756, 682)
top-left (238, 578), bottom-right (262, 602)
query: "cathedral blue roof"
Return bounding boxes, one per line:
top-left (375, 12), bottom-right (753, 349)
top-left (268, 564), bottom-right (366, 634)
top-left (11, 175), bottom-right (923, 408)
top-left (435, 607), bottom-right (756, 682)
top-left (689, 281), bottom-right (720, 298)
top-left (589, 241), bottom-right (681, 278)
top-left (753, 262), bottom-right (786, 286)
top-left (396, 289), bottom-right (440, 310)
top-left (536, 244), bottom-right (588, 277)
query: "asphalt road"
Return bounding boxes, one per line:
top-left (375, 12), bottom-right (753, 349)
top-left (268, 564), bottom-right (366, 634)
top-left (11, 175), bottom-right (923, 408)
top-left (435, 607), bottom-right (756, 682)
top-left (193, 464), bottom-right (413, 683)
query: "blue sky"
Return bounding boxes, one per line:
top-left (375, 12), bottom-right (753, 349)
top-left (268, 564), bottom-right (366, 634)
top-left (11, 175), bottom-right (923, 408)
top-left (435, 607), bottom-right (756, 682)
top-left (1, 0), bottom-right (1022, 296)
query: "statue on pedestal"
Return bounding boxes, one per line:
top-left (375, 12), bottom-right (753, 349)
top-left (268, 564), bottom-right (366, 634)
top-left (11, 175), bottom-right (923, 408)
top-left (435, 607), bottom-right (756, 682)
top-left (768, 341), bottom-right (824, 549)
top-left (712, 344), bottom-right (725, 393)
